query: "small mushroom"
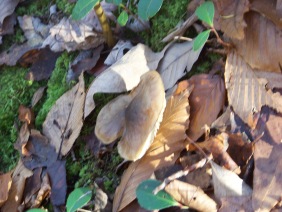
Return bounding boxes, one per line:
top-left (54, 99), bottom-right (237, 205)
top-left (95, 70), bottom-right (166, 161)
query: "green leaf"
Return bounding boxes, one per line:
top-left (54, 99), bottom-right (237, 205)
top-left (193, 29), bottom-right (211, 51)
top-left (105, 0), bottom-right (122, 5)
top-left (72, 0), bottom-right (99, 20)
top-left (195, 1), bottom-right (214, 27)
top-left (117, 11), bottom-right (129, 26)
top-left (66, 187), bottom-right (92, 212)
top-left (26, 209), bottom-right (47, 212)
top-left (138, 0), bottom-right (164, 21)
top-left (136, 179), bottom-right (179, 210)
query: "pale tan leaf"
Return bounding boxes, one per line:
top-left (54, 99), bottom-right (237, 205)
top-left (211, 161), bottom-right (252, 199)
top-left (232, 12), bottom-right (282, 73)
top-left (43, 74), bottom-right (85, 156)
top-left (158, 41), bottom-right (203, 90)
top-left (31, 86), bottom-right (46, 108)
top-left (225, 52), bottom-right (282, 121)
top-left (253, 70), bottom-right (282, 90)
top-left (252, 107), bottom-right (282, 211)
top-left (1, 160), bottom-right (33, 211)
top-left (84, 44), bottom-right (165, 118)
top-left (214, 0), bottom-right (250, 40)
top-left (113, 89), bottom-right (191, 212)
top-left (0, 172), bottom-right (12, 207)
top-left (186, 74), bottom-right (226, 141)
top-left (165, 180), bottom-right (217, 211)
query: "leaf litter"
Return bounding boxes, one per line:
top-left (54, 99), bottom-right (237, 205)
top-left (1, 0), bottom-right (282, 211)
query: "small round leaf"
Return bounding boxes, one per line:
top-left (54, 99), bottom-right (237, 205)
top-left (195, 1), bottom-right (215, 27)
top-left (72, 0), bottom-right (99, 20)
top-left (136, 179), bottom-right (179, 210)
top-left (193, 30), bottom-right (211, 51)
top-left (138, 0), bottom-right (164, 21)
top-left (117, 11), bottom-right (129, 26)
top-left (66, 187), bottom-right (92, 212)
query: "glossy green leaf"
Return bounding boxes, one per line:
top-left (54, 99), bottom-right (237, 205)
top-left (105, 0), bottom-right (122, 5)
top-left (193, 29), bottom-right (211, 51)
top-left (136, 179), bottom-right (178, 210)
top-left (66, 187), bottom-right (92, 212)
top-left (72, 0), bottom-right (99, 20)
top-left (195, 1), bottom-right (214, 27)
top-left (138, 0), bottom-right (164, 21)
top-left (117, 11), bottom-right (129, 26)
top-left (26, 209), bottom-right (47, 212)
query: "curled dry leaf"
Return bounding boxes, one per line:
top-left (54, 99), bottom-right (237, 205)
top-left (1, 160), bottom-right (33, 212)
top-left (43, 74), bottom-right (85, 156)
top-left (31, 86), bottom-right (46, 108)
top-left (113, 88), bottom-right (191, 211)
top-left (213, 0), bottom-right (249, 40)
top-left (84, 44), bottom-right (165, 118)
top-left (252, 106), bottom-right (282, 211)
top-left (211, 161), bottom-right (252, 200)
top-left (96, 71), bottom-right (166, 161)
top-left (225, 51), bottom-right (282, 122)
top-left (0, 13), bottom-right (16, 44)
top-left (104, 40), bottom-right (133, 65)
top-left (31, 173), bottom-right (51, 208)
top-left (0, 0), bottom-right (19, 26)
top-left (165, 180), bottom-right (217, 212)
top-left (176, 74), bottom-right (226, 141)
top-left (0, 172), bottom-right (12, 207)
top-left (158, 40), bottom-right (203, 90)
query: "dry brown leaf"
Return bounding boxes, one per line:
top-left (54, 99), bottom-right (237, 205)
top-left (113, 89), bottom-right (191, 212)
top-left (31, 86), bottom-right (46, 108)
top-left (1, 160), bottom-right (33, 211)
top-left (254, 70), bottom-right (282, 90)
top-left (84, 44), bottom-right (165, 118)
top-left (31, 173), bottom-right (51, 208)
top-left (43, 74), bottom-right (85, 156)
top-left (213, 0), bottom-right (249, 40)
top-left (0, 172), bottom-right (12, 207)
top-left (158, 41), bottom-right (203, 90)
top-left (165, 180), bottom-right (217, 211)
top-left (0, 0), bottom-right (19, 26)
top-left (0, 13), bottom-right (16, 44)
top-left (185, 74), bottom-right (226, 141)
top-left (42, 17), bottom-right (104, 52)
top-left (252, 106), bottom-right (282, 211)
top-left (18, 105), bottom-right (34, 125)
top-left (219, 195), bottom-right (253, 212)
top-left (225, 51), bottom-right (282, 122)
top-left (232, 12), bottom-right (282, 73)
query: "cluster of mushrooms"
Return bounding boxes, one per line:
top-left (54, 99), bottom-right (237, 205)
top-left (95, 70), bottom-right (166, 161)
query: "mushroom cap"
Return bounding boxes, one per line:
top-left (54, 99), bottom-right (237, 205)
top-left (95, 94), bottom-right (133, 144)
top-left (118, 70), bottom-right (166, 161)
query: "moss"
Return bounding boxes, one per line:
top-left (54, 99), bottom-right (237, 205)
top-left (142, 0), bottom-right (190, 51)
top-left (35, 52), bottom-right (76, 127)
top-left (16, 0), bottom-right (51, 17)
top-left (0, 66), bottom-right (41, 172)
top-left (0, 27), bottom-right (25, 52)
top-left (56, 0), bottom-right (75, 15)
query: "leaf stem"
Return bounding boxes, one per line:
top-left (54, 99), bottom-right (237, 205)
top-left (211, 28), bottom-right (232, 48)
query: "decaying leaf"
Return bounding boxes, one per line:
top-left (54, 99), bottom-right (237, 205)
top-left (219, 195), bottom-right (253, 212)
top-left (252, 106), bottom-right (282, 211)
top-left (1, 160), bottom-right (33, 211)
top-left (0, 0), bottom-right (19, 27)
top-left (104, 40), bottom-right (133, 65)
top-left (232, 12), bottom-right (282, 73)
top-left (178, 74), bottom-right (226, 141)
top-left (85, 44), bottom-right (165, 118)
top-left (113, 89), bottom-right (191, 211)
top-left (165, 180), bottom-right (217, 211)
top-left (213, 0), bottom-right (249, 40)
top-left (43, 74), bottom-right (85, 156)
top-left (225, 51), bottom-right (282, 122)
top-left (0, 172), bottom-right (12, 207)
top-left (211, 161), bottom-right (252, 199)
top-left (31, 173), bottom-right (51, 208)
top-left (31, 86), bottom-right (46, 108)
top-left (0, 13), bottom-right (16, 44)
top-left (18, 105), bottom-right (34, 125)
top-left (158, 40), bottom-right (203, 90)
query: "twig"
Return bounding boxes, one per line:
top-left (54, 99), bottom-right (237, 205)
top-left (153, 154), bottom-right (213, 194)
top-left (211, 28), bottom-right (233, 49)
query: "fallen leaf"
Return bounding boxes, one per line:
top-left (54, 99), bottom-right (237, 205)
top-left (0, 172), bottom-right (12, 207)
top-left (157, 40), bottom-right (203, 90)
top-left (211, 161), bottom-right (252, 199)
top-left (0, 13), bottom-right (17, 44)
top-left (186, 74), bottom-right (226, 141)
top-left (25, 48), bottom-right (61, 81)
top-left (225, 51), bottom-right (282, 122)
top-left (47, 160), bottom-right (67, 207)
top-left (232, 12), bottom-right (282, 73)
top-left (0, 0), bottom-right (19, 27)
top-left (121, 199), bottom-right (149, 212)
top-left (165, 180), bottom-right (217, 211)
top-left (42, 17), bottom-right (104, 52)
top-left (252, 106), bottom-right (282, 211)
top-left (84, 44), bottom-right (165, 118)
top-left (113, 89), bottom-right (191, 211)
top-left (126, 16), bottom-right (150, 33)
top-left (18, 105), bottom-right (34, 125)
top-left (66, 45), bottom-right (104, 82)
top-left (43, 74), bottom-right (85, 156)
top-left (14, 123), bottom-right (30, 156)
top-left (1, 160), bottom-right (33, 212)
top-left (104, 40), bottom-right (133, 65)
top-left (219, 195), bottom-right (253, 212)
top-left (31, 172), bottom-right (51, 208)
top-left (31, 86), bottom-right (46, 108)
top-left (94, 183), bottom-right (109, 211)
top-left (213, 0), bottom-right (249, 40)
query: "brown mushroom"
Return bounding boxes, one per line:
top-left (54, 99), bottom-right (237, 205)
top-left (95, 70), bottom-right (166, 161)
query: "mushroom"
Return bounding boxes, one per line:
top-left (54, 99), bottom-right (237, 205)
top-left (95, 70), bottom-right (166, 161)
